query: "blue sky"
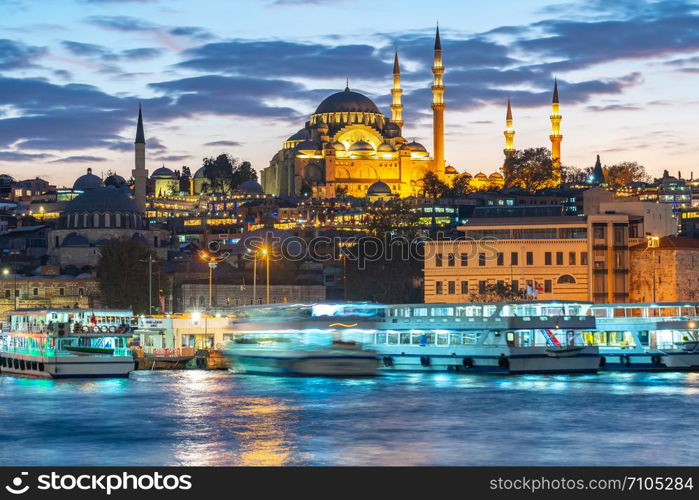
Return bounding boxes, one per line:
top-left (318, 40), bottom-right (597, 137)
top-left (2, 0), bottom-right (699, 186)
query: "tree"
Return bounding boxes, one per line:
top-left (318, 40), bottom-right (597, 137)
top-left (561, 165), bottom-right (592, 184)
top-left (501, 147), bottom-right (557, 192)
top-left (365, 202), bottom-right (419, 239)
top-left (445, 173), bottom-right (472, 198)
top-left (604, 161), bottom-right (650, 186)
top-left (419, 171), bottom-right (449, 198)
top-left (200, 154), bottom-right (257, 194)
top-left (96, 237), bottom-right (158, 314)
top-left (468, 282), bottom-right (524, 302)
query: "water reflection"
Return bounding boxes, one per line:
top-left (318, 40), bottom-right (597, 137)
top-left (1, 371), bottom-right (699, 465)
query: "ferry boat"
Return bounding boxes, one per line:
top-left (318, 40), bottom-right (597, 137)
top-left (227, 301), bottom-right (601, 374)
top-left (591, 303), bottom-right (699, 371)
top-left (0, 309), bottom-right (137, 379)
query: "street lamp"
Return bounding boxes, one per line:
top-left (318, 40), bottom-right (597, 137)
top-left (261, 247), bottom-right (270, 304)
top-left (199, 250), bottom-right (227, 313)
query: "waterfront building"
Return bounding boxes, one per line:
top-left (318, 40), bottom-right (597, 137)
top-left (175, 282), bottom-right (326, 311)
top-left (0, 272), bottom-right (100, 316)
top-left (629, 236), bottom-right (699, 302)
top-left (423, 203), bottom-right (676, 304)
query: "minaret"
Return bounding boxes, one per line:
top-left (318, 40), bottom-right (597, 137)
top-left (390, 50), bottom-right (404, 129)
top-left (132, 104), bottom-right (148, 213)
top-left (549, 79), bottom-right (562, 185)
top-left (431, 24), bottom-right (445, 171)
top-left (503, 96), bottom-right (515, 159)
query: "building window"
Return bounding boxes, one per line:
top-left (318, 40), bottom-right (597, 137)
top-left (4, 289), bottom-right (9, 298)
top-left (569, 252), bottom-right (576, 265)
top-left (512, 280), bottom-right (519, 291)
top-left (478, 253), bottom-right (486, 266)
top-left (435, 254), bottom-right (443, 267)
top-left (436, 281), bottom-right (443, 295)
top-left (526, 252), bottom-right (533, 265)
top-left (59, 288), bottom-right (64, 296)
top-left (478, 281), bottom-right (486, 294)
top-left (33, 288), bottom-right (38, 296)
top-left (544, 280), bottom-right (552, 293)
top-left (545, 252), bottom-right (552, 266)
top-left (556, 252), bottom-right (563, 265)
top-left (510, 252), bottom-right (518, 266)
top-left (448, 281), bottom-right (455, 294)
top-left (461, 281), bottom-right (468, 294)
top-left (78, 288), bottom-right (84, 296)
top-left (557, 274), bottom-right (576, 284)
top-left (496, 252), bottom-right (504, 266)
top-left (581, 252), bottom-right (588, 265)
top-left (448, 253), bottom-right (455, 267)
top-left (593, 225), bottom-right (605, 239)
top-left (460, 253), bottom-right (468, 266)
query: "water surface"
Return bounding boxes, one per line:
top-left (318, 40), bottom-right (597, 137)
top-left (1, 371), bottom-right (697, 466)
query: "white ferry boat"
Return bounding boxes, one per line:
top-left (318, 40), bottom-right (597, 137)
top-left (591, 303), bottom-right (699, 371)
top-left (0, 309), bottom-right (137, 379)
top-left (227, 301), bottom-right (601, 374)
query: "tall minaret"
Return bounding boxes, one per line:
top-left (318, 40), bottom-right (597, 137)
top-left (390, 50), bottom-right (404, 129)
top-left (503, 96), bottom-right (515, 160)
top-left (549, 78), bottom-right (562, 184)
top-left (431, 24), bottom-right (445, 171)
top-left (132, 104), bottom-right (148, 213)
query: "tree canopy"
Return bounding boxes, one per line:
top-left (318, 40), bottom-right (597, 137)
top-left (501, 147), bottom-right (557, 192)
top-left (200, 153), bottom-right (257, 194)
top-left (604, 161), bottom-right (650, 186)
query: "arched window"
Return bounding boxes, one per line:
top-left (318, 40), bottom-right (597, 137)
top-left (557, 274), bottom-right (577, 284)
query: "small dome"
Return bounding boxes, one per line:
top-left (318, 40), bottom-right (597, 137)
top-left (330, 141), bottom-right (345, 151)
top-left (65, 187), bottom-right (139, 214)
top-left (238, 180), bottom-right (264, 195)
top-left (349, 140), bottom-right (374, 152)
top-left (367, 181), bottom-right (392, 196)
top-left (445, 166), bottom-right (458, 174)
top-left (152, 166), bottom-right (176, 179)
top-left (489, 172), bottom-right (504, 179)
top-left (377, 142), bottom-right (394, 152)
top-left (295, 140), bottom-right (320, 151)
top-left (475, 172), bottom-right (488, 179)
top-left (104, 173), bottom-right (126, 187)
top-left (461, 172), bottom-right (472, 178)
top-left (62, 232), bottom-right (89, 247)
top-left (315, 87), bottom-right (381, 115)
top-left (73, 168), bottom-right (103, 190)
top-left (193, 166), bottom-right (207, 179)
top-left (287, 129), bottom-right (311, 141)
top-left (402, 140), bottom-right (427, 152)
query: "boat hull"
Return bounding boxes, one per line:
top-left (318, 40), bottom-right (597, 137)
top-left (135, 355), bottom-right (195, 370)
top-left (0, 352), bottom-right (134, 379)
top-left (373, 345), bottom-right (600, 374)
top-left (599, 350), bottom-right (699, 372)
top-left (225, 349), bottom-right (379, 376)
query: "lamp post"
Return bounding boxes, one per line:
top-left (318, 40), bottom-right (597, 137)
top-left (262, 247), bottom-right (270, 304)
top-left (199, 251), bottom-right (227, 313)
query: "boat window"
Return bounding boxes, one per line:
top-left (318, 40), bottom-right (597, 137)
top-left (681, 306), bottom-right (697, 317)
top-left (376, 333), bottom-right (386, 344)
top-left (436, 333), bottom-right (449, 345)
top-left (449, 333), bottom-right (463, 345)
top-left (432, 307), bottom-right (454, 317)
top-left (483, 305), bottom-right (497, 317)
top-left (400, 332), bottom-right (410, 344)
top-left (387, 332), bottom-right (400, 345)
top-left (413, 308), bottom-right (429, 317)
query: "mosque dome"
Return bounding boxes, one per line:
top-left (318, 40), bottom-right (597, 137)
top-left (104, 173), bottom-right (126, 188)
top-left (65, 186), bottom-right (139, 214)
top-left (151, 166), bottom-right (176, 179)
top-left (367, 181), bottom-right (392, 196)
top-left (295, 140), bottom-right (320, 151)
top-left (287, 129), bottom-right (311, 141)
top-left (238, 180), bottom-right (265, 195)
top-left (402, 141), bottom-right (427, 152)
top-left (377, 142), bottom-right (394, 152)
top-left (445, 166), bottom-right (458, 174)
top-left (62, 232), bottom-right (89, 247)
top-left (193, 166), bottom-right (207, 179)
top-left (489, 172), bottom-right (504, 179)
top-left (474, 172), bottom-right (488, 180)
top-left (384, 122), bottom-right (401, 136)
top-left (349, 140), bottom-right (375, 152)
top-left (315, 87), bottom-right (380, 114)
top-left (73, 168), bottom-right (103, 190)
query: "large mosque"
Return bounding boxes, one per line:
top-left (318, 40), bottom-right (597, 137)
top-left (261, 26), bottom-right (564, 199)
top-left (261, 27), bottom-right (452, 199)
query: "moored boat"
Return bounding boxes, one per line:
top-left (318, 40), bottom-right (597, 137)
top-left (0, 309), bottom-right (136, 379)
